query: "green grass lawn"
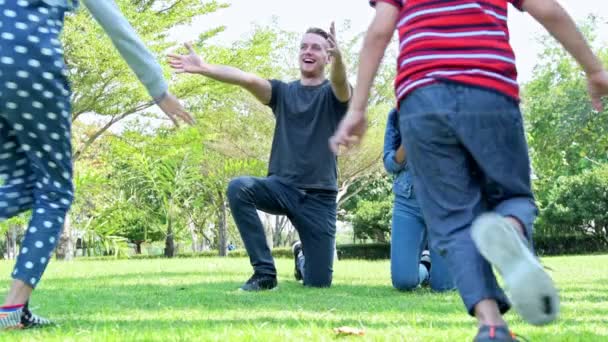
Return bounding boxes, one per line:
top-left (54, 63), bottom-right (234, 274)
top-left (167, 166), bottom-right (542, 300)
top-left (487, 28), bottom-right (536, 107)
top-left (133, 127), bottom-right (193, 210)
top-left (1, 254), bottom-right (607, 341)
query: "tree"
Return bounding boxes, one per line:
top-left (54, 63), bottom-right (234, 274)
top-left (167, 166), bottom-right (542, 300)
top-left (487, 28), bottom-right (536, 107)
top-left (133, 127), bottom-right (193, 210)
top-left (524, 18), bottom-right (608, 201)
top-left (65, 0), bottom-right (228, 159)
top-left (109, 128), bottom-right (205, 257)
top-left (352, 198), bottom-right (393, 243)
top-left (539, 165), bottom-right (608, 246)
top-left (57, 0), bottom-right (228, 259)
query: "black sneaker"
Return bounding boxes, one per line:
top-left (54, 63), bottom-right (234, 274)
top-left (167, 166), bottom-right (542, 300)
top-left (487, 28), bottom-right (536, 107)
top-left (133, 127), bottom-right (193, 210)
top-left (474, 325), bottom-right (526, 342)
top-left (21, 305), bottom-right (53, 329)
top-left (292, 241), bottom-right (303, 281)
top-left (420, 250), bottom-right (431, 271)
top-left (420, 250), bottom-right (431, 286)
top-left (239, 273), bottom-right (278, 291)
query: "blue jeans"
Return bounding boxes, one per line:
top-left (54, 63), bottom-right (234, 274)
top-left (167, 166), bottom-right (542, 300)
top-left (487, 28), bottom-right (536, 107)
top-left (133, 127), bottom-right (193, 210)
top-left (391, 193), bottom-right (454, 291)
top-left (227, 176), bottom-right (336, 287)
top-left (399, 83), bottom-right (538, 315)
top-left (1, 1), bottom-right (73, 289)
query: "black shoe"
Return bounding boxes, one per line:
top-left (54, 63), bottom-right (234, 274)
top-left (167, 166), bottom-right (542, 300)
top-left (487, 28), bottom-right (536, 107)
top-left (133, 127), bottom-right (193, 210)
top-left (420, 250), bottom-right (431, 271)
top-left (21, 305), bottom-right (53, 329)
top-left (240, 273), bottom-right (278, 291)
top-left (474, 325), bottom-right (526, 342)
top-left (292, 241), bottom-right (303, 281)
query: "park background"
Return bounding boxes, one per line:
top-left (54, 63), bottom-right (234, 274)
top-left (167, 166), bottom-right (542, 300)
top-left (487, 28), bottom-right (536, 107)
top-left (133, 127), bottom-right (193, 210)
top-left (1, 0), bottom-right (607, 340)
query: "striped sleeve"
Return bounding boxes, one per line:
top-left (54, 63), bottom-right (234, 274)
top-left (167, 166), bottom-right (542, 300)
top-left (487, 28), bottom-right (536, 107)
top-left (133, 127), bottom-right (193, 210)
top-left (369, 0), bottom-right (402, 9)
top-left (509, 0), bottom-right (525, 11)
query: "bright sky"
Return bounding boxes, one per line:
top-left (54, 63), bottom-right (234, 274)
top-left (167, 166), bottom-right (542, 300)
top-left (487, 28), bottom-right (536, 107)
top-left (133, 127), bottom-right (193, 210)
top-left (173, 0), bottom-right (608, 83)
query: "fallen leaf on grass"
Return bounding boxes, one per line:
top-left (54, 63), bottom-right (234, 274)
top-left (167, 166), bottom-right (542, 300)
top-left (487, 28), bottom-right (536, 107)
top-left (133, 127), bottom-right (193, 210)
top-left (334, 326), bottom-right (365, 336)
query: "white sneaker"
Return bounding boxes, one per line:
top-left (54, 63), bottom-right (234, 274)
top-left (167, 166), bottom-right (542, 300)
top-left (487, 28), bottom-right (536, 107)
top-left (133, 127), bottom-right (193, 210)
top-left (471, 213), bottom-right (559, 326)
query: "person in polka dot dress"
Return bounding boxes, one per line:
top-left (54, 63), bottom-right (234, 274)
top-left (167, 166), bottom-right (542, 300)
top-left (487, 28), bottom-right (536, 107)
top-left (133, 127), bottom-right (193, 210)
top-left (0, 0), bottom-right (193, 329)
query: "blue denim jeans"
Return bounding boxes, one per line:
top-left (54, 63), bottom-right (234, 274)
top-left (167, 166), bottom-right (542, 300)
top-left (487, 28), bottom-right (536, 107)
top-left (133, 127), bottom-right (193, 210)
top-left (399, 82), bottom-right (538, 315)
top-left (391, 192), bottom-right (454, 292)
top-left (227, 176), bottom-right (336, 287)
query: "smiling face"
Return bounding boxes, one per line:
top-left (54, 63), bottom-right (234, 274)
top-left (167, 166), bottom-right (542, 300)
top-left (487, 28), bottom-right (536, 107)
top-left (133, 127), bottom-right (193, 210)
top-left (298, 31), bottom-right (330, 79)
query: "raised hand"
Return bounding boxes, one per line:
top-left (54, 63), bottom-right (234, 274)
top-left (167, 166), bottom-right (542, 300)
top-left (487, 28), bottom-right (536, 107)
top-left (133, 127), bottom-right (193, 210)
top-left (587, 69), bottom-right (608, 111)
top-left (157, 92), bottom-right (196, 126)
top-left (168, 42), bottom-right (207, 74)
top-left (327, 22), bottom-right (342, 61)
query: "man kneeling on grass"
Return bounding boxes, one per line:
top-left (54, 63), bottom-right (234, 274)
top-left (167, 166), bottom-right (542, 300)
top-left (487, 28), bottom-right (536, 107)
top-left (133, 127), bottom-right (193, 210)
top-left (169, 23), bottom-right (351, 291)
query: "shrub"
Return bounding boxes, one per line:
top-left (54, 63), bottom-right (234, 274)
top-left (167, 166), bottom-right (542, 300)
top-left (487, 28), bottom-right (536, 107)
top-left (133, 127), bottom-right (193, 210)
top-left (537, 165), bottom-right (608, 249)
top-left (336, 243), bottom-right (390, 260)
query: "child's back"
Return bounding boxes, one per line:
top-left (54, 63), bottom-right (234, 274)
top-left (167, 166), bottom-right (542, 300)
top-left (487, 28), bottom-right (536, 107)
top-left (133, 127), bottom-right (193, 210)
top-left (390, 0), bottom-right (523, 104)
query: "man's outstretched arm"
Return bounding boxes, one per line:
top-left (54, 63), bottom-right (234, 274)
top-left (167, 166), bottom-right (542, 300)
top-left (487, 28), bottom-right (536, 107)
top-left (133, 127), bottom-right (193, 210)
top-left (168, 43), bottom-right (273, 105)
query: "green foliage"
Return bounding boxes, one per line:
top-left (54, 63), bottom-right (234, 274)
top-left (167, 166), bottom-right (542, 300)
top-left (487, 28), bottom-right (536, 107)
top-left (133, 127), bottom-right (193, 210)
top-left (351, 198), bottom-right (393, 243)
top-left (78, 247), bottom-right (293, 260)
top-left (64, 0), bottom-right (227, 118)
top-left (336, 243), bottom-right (390, 260)
top-left (537, 165), bottom-right (608, 246)
top-left (340, 171), bottom-right (392, 215)
top-left (524, 18), bottom-right (608, 205)
top-left (534, 235), bottom-right (608, 256)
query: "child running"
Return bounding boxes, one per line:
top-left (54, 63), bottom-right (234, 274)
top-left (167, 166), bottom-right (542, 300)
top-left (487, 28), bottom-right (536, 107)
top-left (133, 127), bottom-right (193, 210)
top-left (330, 0), bottom-right (608, 340)
top-left (0, 0), bottom-right (193, 329)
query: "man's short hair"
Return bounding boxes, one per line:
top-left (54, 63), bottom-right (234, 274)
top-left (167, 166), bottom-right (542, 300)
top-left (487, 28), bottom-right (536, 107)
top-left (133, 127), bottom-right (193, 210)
top-left (305, 27), bottom-right (330, 41)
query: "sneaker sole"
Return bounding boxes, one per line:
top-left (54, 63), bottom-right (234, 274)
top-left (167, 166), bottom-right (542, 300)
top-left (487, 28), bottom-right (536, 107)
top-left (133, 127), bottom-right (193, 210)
top-left (471, 213), bottom-right (559, 326)
top-left (2, 325), bottom-right (23, 330)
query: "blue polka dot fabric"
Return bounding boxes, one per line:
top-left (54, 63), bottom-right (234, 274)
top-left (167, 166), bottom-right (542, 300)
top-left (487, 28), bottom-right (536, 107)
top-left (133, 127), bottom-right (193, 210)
top-left (0, 0), bottom-right (73, 288)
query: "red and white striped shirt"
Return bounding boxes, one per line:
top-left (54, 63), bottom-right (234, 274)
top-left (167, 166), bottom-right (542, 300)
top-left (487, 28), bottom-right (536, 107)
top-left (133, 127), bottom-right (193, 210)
top-left (370, 0), bottom-right (524, 104)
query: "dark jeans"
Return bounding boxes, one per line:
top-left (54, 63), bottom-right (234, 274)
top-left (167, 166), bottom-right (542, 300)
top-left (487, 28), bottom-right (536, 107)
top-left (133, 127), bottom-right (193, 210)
top-left (399, 83), bottom-right (538, 315)
top-left (227, 176), bottom-right (337, 287)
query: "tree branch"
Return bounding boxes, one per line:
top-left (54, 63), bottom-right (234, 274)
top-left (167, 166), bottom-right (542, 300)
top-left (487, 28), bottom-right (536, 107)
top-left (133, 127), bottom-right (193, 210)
top-left (73, 101), bottom-right (155, 161)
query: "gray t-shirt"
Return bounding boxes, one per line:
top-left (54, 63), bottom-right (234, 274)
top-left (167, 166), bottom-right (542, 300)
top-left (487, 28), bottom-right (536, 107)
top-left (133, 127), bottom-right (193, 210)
top-left (267, 79), bottom-right (348, 191)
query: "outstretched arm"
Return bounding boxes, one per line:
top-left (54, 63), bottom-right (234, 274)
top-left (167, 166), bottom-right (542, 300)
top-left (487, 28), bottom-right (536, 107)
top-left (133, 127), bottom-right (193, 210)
top-left (523, 0), bottom-right (608, 110)
top-left (168, 43), bottom-right (273, 105)
top-left (82, 0), bottom-right (194, 125)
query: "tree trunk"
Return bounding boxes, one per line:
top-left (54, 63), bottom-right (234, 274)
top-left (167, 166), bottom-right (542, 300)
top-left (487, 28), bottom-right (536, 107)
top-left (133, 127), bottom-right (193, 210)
top-left (217, 191), bottom-right (227, 257)
top-left (55, 215), bottom-right (75, 260)
top-left (164, 217), bottom-right (175, 258)
top-left (134, 241), bottom-right (144, 254)
top-left (5, 231), bottom-right (11, 259)
top-left (375, 230), bottom-right (386, 243)
top-left (286, 224), bottom-right (298, 246)
top-left (273, 215), bottom-right (288, 247)
top-left (188, 220), bottom-right (199, 253)
top-left (10, 224), bottom-right (18, 259)
top-left (262, 213), bottom-right (273, 250)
